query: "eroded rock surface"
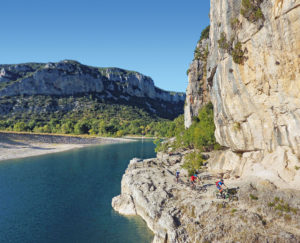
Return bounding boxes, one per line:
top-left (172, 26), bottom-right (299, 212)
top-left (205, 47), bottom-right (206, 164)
top-left (112, 152), bottom-right (300, 243)
top-left (0, 60), bottom-right (185, 103)
top-left (185, 0), bottom-right (300, 188)
top-left (184, 38), bottom-right (211, 128)
top-left (208, 0), bottom-right (300, 154)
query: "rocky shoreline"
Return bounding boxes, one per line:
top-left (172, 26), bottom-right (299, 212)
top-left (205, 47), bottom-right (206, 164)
top-left (0, 131), bottom-right (132, 144)
top-left (112, 151), bottom-right (300, 243)
top-left (0, 131), bottom-right (134, 161)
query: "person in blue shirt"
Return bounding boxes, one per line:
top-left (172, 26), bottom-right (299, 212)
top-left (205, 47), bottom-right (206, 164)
top-left (216, 179), bottom-right (227, 194)
top-left (193, 173), bottom-right (201, 183)
top-left (175, 170), bottom-right (180, 183)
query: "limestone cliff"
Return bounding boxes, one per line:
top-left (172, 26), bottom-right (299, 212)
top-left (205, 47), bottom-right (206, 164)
top-left (0, 60), bottom-right (185, 119)
top-left (186, 0), bottom-right (300, 188)
top-left (184, 31), bottom-right (211, 128)
top-left (0, 60), bottom-right (185, 103)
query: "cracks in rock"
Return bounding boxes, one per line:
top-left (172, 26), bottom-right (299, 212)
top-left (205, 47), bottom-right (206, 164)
top-left (244, 62), bottom-right (256, 74)
top-left (234, 149), bottom-right (262, 153)
top-left (283, 149), bottom-right (290, 169)
top-left (283, 125), bottom-right (294, 152)
top-left (277, 171), bottom-right (287, 183)
top-left (207, 66), bottom-right (217, 88)
top-left (275, 4), bottom-right (300, 20)
top-left (241, 112), bottom-right (254, 122)
top-left (241, 28), bottom-right (263, 45)
top-left (163, 189), bottom-right (173, 199)
top-left (128, 195), bottom-right (138, 215)
top-left (164, 233), bottom-right (168, 243)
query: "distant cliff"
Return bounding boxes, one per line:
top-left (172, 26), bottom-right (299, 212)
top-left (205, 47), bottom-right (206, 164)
top-left (0, 60), bottom-right (185, 103)
top-left (0, 60), bottom-right (185, 120)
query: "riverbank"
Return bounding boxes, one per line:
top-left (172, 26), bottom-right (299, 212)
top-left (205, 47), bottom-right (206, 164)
top-left (124, 136), bottom-right (156, 139)
top-left (0, 131), bottom-right (134, 161)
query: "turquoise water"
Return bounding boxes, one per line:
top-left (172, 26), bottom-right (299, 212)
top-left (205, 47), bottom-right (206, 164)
top-left (0, 140), bottom-right (155, 243)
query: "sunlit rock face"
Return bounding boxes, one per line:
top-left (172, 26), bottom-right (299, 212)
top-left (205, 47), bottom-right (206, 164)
top-left (112, 153), bottom-right (300, 243)
top-left (208, 0), bottom-right (300, 154)
top-left (0, 60), bottom-right (185, 103)
top-left (184, 38), bottom-right (211, 128)
top-left (185, 0), bottom-right (300, 187)
top-left (207, 0), bottom-right (300, 188)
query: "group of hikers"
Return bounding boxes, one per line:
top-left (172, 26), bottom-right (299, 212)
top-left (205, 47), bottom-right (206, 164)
top-left (175, 170), bottom-right (227, 195)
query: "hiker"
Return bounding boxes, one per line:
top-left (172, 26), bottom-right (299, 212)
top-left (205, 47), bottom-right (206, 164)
top-left (175, 170), bottom-right (180, 183)
top-left (216, 179), bottom-right (227, 195)
top-left (194, 173), bottom-right (201, 184)
top-left (190, 174), bottom-right (197, 189)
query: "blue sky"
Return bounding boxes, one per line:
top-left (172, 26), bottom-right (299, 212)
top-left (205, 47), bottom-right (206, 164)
top-left (0, 0), bottom-right (210, 92)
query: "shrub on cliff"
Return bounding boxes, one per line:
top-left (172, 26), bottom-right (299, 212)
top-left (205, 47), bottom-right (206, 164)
top-left (232, 42), bottom-right (245, 65)
top-left (218, 32), bottom-right (246, 65)
top-left (218, 32), bottom-right (230, 51)
top-left (199, 25), bottom-right (210, 41)
top-left (240, 0), bottom-right (264, 23)
top-left (194, 26), bottom-right (210, 61)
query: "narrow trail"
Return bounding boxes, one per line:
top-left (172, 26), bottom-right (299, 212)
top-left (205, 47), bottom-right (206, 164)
top-left (113, 151), bottom-right (300, 242)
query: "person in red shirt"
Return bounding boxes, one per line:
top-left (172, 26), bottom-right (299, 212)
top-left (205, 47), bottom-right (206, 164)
top-left (190, 175), bottom-right (197, 189)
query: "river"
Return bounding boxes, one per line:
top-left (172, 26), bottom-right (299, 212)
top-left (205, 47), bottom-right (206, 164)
top-left (0, 140), bottom-right (155, 243)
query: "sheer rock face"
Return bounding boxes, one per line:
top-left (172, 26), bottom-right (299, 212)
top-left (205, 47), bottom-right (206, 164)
top-left (0, 60), bottom-right (185, 103)
top-left (184, 38), bottom-right (211, 128)
top-left (202, 0), bottom-right (300, 187)
top-left (208, 0), bottom-right (300, 153)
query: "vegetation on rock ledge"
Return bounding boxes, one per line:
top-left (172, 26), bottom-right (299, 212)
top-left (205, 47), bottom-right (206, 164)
top-left (199, 25), bottom-right (210, 42)
top-left (194, 26), bottom-right (210, 61)
top-left (218, 32), bottom-right (246, 65)
top-left (232, 41), bottom-right (245, 65)
top-left (155, 102), bottom-right (221, 175)
top-left (241, 0), bottom-right (264, 23)
top-left (218, 32), bottom-right (230, 51)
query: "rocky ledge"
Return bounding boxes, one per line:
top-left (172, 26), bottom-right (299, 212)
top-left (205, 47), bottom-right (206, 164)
top-left (112, 151), bottom-right (300, 243)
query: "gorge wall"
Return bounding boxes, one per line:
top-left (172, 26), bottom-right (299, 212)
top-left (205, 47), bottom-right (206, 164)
top-left (0, 60), bottom-right (185, 103)
top-left (185, 0), bottom-right (300, 189)
top-left (0, 60), bottom-right (185, 119)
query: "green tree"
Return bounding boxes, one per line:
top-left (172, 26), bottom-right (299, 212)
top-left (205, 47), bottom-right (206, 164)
top-left (74, 120), bottom-right (90, 134)
top-left (61, 121), bottom-right (74, 134)
top-left (28, 120), bottom-right (37, 131)
top-left (182, 152), bottom-right (204, 176)
top-left (98, 120), bottom-right (106, 135)
top-left (13, 122), bottom-right (27, 132)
